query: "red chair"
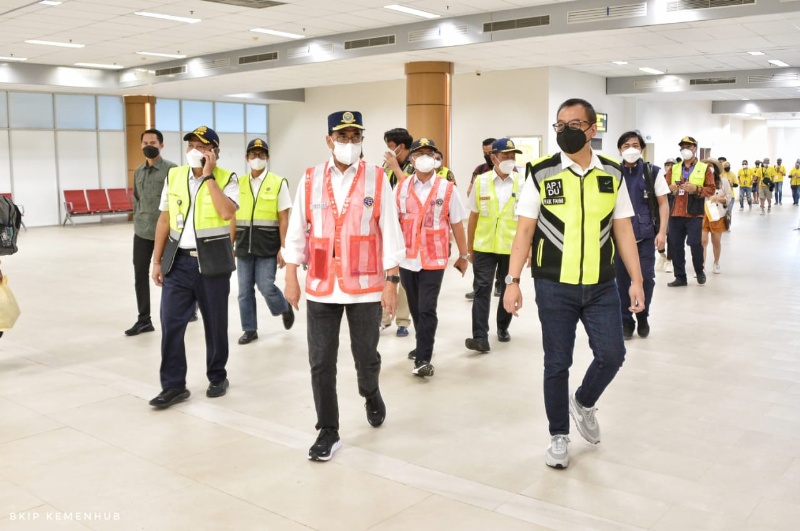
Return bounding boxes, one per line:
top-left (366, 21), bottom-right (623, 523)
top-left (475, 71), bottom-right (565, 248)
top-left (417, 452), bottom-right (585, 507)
top-left (107, 188), bottom-right (133, 213)
top-left (63, 190), bottom-right (91, 226)
top-left (0, 193), bottom-right (26, 231)
top-left (85, 189), bottom-right (112, 214)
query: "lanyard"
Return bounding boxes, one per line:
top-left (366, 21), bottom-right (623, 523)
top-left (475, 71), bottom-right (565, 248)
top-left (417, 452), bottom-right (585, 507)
top-left (324, 161), bottom-right (364, 227)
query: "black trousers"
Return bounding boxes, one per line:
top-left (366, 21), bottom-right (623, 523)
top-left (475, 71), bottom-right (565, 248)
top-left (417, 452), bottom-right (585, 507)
top-left (668, 216), bottom-right (704, 282)
top-left (133, 234), bottom-right (155, 323)
top-left (159, 253), bottom-right (231, 390)
top-left (307, 301), bottom-right (381, 431)
top-left (471, 251), bottom-right (512, 339)
top-left (400, 267), bottom-right (445, 364)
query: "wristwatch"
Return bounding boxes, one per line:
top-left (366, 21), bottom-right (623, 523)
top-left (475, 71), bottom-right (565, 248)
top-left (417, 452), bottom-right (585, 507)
top-left (504, 274), bottom-right (520, 285)
top-left (201, 175), bottom-right (215, 183)
top-left (385, 275), bottom-right (401, 284)
top-left (459, 253), bottom-right (470, 260)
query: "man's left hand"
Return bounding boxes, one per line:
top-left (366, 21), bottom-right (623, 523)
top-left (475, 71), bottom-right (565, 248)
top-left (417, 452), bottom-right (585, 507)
top-left (629, 282), bottom-right (645, 313)
top-left (382, 282), bottom-right (398, 318)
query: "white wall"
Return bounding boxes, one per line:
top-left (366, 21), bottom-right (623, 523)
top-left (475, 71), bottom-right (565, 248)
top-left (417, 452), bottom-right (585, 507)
top-left (11, 131), bottom-right (60, 226)
top-left (0, 131), bottom-right (10, 194)
top-left (98, 131), bottom-right (126, 189)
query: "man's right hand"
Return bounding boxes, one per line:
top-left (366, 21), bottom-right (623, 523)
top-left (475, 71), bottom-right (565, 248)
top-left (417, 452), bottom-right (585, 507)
top-left (285, 273), bottom-right (301, 310)
top-left (152, 263), bottom-right (163, 287)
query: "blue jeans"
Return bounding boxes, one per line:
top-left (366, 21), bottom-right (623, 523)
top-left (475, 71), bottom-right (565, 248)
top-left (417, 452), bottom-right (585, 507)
top-left (774, 181), bottom-right (783, 203)
top-left (534, 279), bottom-right (626, 435)
top-left (236, 255), bottom-right (289, 332)
top-left (739, 187), bottom-right (752, 207)
top-left (613, 237), bottom-right (655, 327)
top-left (792, 184), bottom-right (800, 205)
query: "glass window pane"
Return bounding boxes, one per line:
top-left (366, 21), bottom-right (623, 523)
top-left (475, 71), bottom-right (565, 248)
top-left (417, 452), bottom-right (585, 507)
top-left (9, 92), bottom-right (54, 129)
top-left (0, 92), bottom-right (7, 128)
top-left (156, 99), bottom-right (180, 132)
top-left (214, 102), bottom-right (244, 133)
top-left (56, 94), bottom-right (96, 130)
top-left (97, 96), bottom-right (123, 130)
top-left (182, 100), bottom-right (213, 132)
top-left (246, 104), bottom-right (267, 134)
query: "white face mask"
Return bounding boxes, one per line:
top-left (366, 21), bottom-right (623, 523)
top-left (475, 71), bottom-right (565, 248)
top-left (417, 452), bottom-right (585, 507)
top-left (499, 159), bottom-right (516, 175)
top-left (680, 148), bottom-right (694, 160)
top-left (414, 155), bottom-right (436, 174)
top-left (434, 159), bottom-right (442, 170)
top-left (621, 147), bottom-right (641, 164)
top-left (186, 148), bottom-right (205, 168)
top-left (333, 142), bottom-right (361, 166)
top-left (248, 158), bottom-right (267, 171)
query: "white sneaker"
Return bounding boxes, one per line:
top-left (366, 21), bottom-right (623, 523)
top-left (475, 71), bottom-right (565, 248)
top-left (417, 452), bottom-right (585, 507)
top-left (655, 254), bottom-right (667, 271)
top-left (545, 435), bottom-right (570, 469)
top-left (569, 391), bottom-right (600, 444)
top-left (665, 260), bottom-right (672, 273)
top-left (713, 262), bottom-right (721, 274)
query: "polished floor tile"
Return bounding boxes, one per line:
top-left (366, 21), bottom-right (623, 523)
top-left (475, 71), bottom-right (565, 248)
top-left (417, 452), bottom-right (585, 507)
top-left (0, 203), bottom-right (798, 529)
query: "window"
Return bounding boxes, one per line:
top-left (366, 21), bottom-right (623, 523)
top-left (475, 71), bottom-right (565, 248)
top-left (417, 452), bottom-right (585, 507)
top-left (97, 96), bottom-right (123, 130)
top-left (182, 100), bottom-right (213, 132)
top-left (156, 99), bottom-right (180, 132)
top-left (215, 102), bottom-right (244, 133)
top-left (246, 104), bottom-right (267, 134)
top-left (0, 91), bottom-right (7, 128)
top-left (9, 92), bottom-right (54, 129)
top-left (56, 94), bottom-right (96, 130)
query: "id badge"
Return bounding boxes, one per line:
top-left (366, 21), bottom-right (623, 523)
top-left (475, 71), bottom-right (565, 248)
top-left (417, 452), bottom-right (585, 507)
top-left (176, 214), bottom-right (185, 229)
top-left (643, 190), bottom-right (649, 199)
top-left (678, 189), bottom-right (685, 196)
top-left (424, 212), bottom-right (435, 228)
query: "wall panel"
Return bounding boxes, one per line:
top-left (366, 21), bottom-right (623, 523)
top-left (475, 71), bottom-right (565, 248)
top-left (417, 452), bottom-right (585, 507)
top-left (10, 131), bottom-right (59, 227)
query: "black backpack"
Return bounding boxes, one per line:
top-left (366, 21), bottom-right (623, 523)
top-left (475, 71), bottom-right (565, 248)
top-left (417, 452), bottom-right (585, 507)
top-left (0, 195), bottom-right (22, 255)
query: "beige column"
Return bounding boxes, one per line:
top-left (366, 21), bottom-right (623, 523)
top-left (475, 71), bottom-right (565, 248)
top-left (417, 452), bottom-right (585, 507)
top-left (405, 62), bottom-right (453, 166)
top-left (124, 95), bottom-right (156, 190)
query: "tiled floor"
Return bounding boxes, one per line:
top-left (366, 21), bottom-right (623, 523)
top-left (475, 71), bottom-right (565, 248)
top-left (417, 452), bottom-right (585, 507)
top-left (0, 203), bottom-right (798, 530)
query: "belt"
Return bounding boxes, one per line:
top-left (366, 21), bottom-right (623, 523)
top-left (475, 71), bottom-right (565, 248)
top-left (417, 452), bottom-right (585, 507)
top-left (177, 248), bottom-right (198, 257)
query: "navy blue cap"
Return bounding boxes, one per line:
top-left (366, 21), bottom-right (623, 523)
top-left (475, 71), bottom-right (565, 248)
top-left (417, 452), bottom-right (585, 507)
top-left (183, 126), bottom-right (220, 147)
top-left (492, 138), bottom-right (522, 154)
top-left (328, 111), bottom-right (364, 133)
top-left (409, 137), bottom-right (440, 154)
top-left (246, 138), bottom-right (268, 153)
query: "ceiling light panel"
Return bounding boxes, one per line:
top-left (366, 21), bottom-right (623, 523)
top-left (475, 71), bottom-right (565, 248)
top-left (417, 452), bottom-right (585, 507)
top-left (134, 12), bottom-right (201, 24)
top-left (137, 51), bottom-right (187, 59)
top-left (25, 39), bottom-right (85, 48)
top-left (384, 5), bottom-right (440, 19)
top-left (0, 56), bottom-right (27, 61)
top-left (250, 28), bottom-right (304, 39)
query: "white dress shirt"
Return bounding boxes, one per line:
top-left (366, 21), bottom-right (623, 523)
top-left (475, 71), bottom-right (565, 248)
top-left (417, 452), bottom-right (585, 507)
top-left (159, 166), bottom-right (240, 249)
top-left (246, 171), bottom-right (293, 212)
top-left (516, 151), bottom-right (634, 220)
top-left (399, 173), bottom-right (468, 272)
top-left (283, 157), bottom-right (405, 304)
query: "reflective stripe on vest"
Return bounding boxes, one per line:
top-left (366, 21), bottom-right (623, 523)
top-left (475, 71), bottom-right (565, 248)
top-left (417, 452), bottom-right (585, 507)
top-left (303, 160), bottom-right (384, 296)
top-left (167, 166), bottom-right (233, 241)
top-left (397, 175), bottom-right (453, 270)
top-left (473, 170), bottom-right (520, 254)
top-left (530, 154), bottom-right (620, 285)
top-left (671, 161), bottom-right (707, 188)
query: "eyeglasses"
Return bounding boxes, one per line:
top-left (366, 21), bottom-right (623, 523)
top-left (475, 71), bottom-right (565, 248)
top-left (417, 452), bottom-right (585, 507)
top-left (333, 134), bottom-right (363, 144)
top-left (247, 152), bottom-right (267, 159)
top-left (552, 120), bottom-right (592, 133)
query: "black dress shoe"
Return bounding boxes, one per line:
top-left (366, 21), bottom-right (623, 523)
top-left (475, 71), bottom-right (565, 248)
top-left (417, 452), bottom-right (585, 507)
top-left (497, 329), bottom-right (511, 342)
top-left (408, 349), bottom-right (416, 360)
top-left (149, 388), bottom-right (190, 408)
top-left (282, 306), bottom-right (295, 330)
top-left (365, 389), bottom-right (386, 427)
top-left (125, 321), bottom-right (155, 336)
top-left (697, 274), bottom-right (707, 285)
top-left (668, 279), bottom-right (688, 287)
top-left (206, 378), bottom-right (229, 398)
top-left (465, 291), bottom-right (475, 300)
top-left (622, 322), bottom-right (635, 340)
top-left (465, 337), bottom-right (491, 352)
top-left (238, 331), bottom-right (258, 345)
top-left (637, 318), bottom-right (650, 338)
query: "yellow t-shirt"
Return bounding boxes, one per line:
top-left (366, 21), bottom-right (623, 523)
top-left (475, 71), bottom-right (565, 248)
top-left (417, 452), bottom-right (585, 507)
top-left (773, 165), bottom-right (786, 182)
top-left (738, 168), bottom-right (753, 187)
top-left (762, 167), bottom-right (777, 187)
top-left (790, 167), bottom-right (800, 186)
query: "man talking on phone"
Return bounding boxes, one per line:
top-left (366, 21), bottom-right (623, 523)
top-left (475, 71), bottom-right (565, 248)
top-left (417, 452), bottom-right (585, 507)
top-left (149, 126), bottom-right (239, 409)
top-left (396, 138), bottom-right (469, 378)
top-left (503, 99), bottom-right (644, 469)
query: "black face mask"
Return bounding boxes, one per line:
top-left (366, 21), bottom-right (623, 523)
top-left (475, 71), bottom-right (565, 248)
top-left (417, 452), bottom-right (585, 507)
top-left (724, 166), bottom-right (731, 171)
top-left (556, 128), bottom-right (587, 155)
top-left (484, 154), bottom-right (492, 166)
top-left (143, 145), bottom-right (160, 159)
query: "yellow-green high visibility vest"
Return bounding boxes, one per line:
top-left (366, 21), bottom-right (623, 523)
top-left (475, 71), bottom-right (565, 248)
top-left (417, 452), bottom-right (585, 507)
top-left (235, 171), bottom-right (286, 257)
top-left (473, 170), bottom-right (520, 255)
top-left (671, 161), bottom-right (707, 187)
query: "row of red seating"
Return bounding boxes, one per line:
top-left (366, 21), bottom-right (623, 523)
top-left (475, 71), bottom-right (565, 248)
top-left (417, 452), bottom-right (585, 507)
top-left (63, 188), bottom-right (133, 226)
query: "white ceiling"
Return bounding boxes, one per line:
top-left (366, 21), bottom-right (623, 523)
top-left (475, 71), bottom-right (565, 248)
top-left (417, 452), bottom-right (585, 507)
top-left (2, 0), bottom-right (800, 114)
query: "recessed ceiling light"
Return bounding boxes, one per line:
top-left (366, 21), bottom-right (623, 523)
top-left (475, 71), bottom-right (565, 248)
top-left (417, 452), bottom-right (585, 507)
top-left (612, 61), bottom-right (628, 65)
top-left (136, 51), bottom-right (186, 59)
top-left (74, 62), bottom-right (124, 70)
top-left (25, 39), bottom-right (84, 48)
top-left (0, 56), bottom-right (27, 61)
top-left (250, 28), bottom-right (304, 39)
top-left (768, 59), bottom-right (789, 67)
top-left (741, 98), bottom-right (750, 101)
top-left (134, 11), bottom-right (201, 24)
top-left (384, 4), bottom-right (440, 19)
top-left (39, 1), bottom-right (62, 5)
top-left (748, 51), bottom-right (765, 56)
top-left (639, 67), bottom-right (664, 75)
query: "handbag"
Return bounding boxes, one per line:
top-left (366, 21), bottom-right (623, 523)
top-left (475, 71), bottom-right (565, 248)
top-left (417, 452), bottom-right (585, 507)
top-left (0, 275), bottom-right (20, 331)
top-left (704, 198), bottom-right (722, 222)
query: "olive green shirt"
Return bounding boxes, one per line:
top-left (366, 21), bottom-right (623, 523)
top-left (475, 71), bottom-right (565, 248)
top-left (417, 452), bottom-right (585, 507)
top-left (133, 157), bottom-right (177, 239)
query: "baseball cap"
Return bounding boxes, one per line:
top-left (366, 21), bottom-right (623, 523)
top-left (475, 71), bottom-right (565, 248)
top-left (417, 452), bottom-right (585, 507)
top-left (492, 138), bottom-right (522, 154)
top-left (183, 126), bottom-right (220, 147)
top-left (328, 111), bottom-right (364, 133)
top-left (678, 136), bottom-right (698, 147)
top-left (246, 138), bottom-right (268, 153)
top-left (409, 137), bottom-right (440, 154)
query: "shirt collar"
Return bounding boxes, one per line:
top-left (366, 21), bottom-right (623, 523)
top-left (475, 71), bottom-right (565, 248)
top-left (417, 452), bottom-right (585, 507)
top-left (327, 156), bottom-right (359, 178)
top-left (560, 149), bottom-right (605, 175)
